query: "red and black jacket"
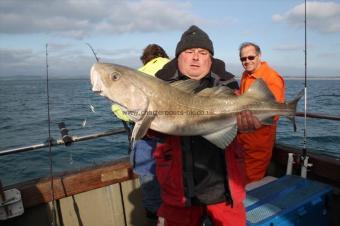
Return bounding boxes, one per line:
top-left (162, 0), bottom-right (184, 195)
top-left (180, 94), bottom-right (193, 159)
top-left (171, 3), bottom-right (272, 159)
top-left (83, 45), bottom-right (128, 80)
top-left (153, 59), bottom-right (245, 207)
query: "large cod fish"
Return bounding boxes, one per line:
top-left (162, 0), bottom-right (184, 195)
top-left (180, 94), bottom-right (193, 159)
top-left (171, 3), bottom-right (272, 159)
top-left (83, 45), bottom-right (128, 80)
top-left (90, 63), bottom-right (303, 149)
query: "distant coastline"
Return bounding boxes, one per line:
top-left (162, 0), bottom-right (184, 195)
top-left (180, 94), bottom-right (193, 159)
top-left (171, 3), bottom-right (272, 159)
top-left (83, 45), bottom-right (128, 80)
top-left (236, 76), bottom-right (340, 81)
top-left (1, 75), bottom-right (340, 81)
top-left (283, 76), bottom-right (340, 80)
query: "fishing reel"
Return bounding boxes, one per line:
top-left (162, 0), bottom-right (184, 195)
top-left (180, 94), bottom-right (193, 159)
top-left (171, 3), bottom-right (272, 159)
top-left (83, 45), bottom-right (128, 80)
top-left (57, 122), bottom-right (73, 146)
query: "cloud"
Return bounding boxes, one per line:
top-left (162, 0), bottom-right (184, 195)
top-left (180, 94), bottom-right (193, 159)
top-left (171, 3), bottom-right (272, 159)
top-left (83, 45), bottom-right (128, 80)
top-left (273, 1), bottom-right (340, 33)
top-left (0, 46), bottom-right (141, 77)
top-left (96, 47), bottom-right (140, 59)
top-left (317, 52), bottom-right (338, 58)
top-left (0, 0), bottom-right (206, 39)
top-left (0, 48), bottom-right (45, 76)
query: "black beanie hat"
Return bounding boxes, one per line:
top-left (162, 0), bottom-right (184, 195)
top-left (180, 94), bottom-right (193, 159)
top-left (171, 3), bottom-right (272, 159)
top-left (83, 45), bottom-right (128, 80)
top-left (175, 25), bottom-right (214, 57)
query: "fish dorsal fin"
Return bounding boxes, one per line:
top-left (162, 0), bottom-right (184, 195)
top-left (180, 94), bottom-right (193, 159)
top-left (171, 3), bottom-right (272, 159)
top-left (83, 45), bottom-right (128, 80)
top-left (170, 79), bottom-right (201, 94)
top-left (243, 78), bottom-right (275, 101)
top-left (197, 85), bottom-right (235, 98)
top-left (202, 125), bottom-right (237, 149)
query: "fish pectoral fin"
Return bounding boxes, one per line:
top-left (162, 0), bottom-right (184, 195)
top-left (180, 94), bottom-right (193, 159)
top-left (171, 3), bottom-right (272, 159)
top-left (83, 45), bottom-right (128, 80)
top-left (242, 78), bottom-right (276, 101)
top-left (202, 125), bottom-right (237, 149)
top-left (131, 114), bottom-right (155, 142)
top-left (170, 79), bottom-right (201, 94)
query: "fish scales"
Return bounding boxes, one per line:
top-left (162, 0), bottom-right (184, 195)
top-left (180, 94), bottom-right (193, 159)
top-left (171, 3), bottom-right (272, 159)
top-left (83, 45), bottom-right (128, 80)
top-left (91, 63), bottom-right (303, 149)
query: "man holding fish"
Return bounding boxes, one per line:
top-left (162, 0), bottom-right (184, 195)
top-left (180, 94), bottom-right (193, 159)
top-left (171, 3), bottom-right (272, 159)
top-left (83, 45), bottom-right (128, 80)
top-left (238, 42), bottom-right (285, 184)
top-left (153, 25), bottom-right (252, 226)
top-left (90, 25), bottom-right (301, 225)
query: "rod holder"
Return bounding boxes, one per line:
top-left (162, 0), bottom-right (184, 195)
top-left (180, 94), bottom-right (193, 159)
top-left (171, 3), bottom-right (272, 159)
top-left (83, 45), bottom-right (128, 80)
top-left (300, 156), bottom-right (313, 178)
top-left (286, 153), bottom-right (294, 175)
top-left (58, 122), bottom-right (73, 146)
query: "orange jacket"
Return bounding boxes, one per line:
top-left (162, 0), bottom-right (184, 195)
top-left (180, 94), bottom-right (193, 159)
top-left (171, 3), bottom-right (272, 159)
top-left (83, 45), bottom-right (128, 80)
top-left (238, 61), bottom-right (285, 182)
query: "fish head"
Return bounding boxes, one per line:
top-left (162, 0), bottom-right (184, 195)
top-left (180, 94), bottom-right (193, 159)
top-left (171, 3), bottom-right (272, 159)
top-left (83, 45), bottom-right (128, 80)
top-left (91, 63), bottom-right (125, 95)
top-left (90, 63), bottom-right (149, 120)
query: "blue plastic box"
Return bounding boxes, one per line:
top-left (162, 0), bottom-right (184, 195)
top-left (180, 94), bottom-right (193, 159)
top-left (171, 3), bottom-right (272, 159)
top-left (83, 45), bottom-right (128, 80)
top-left (245, 175), bottom-right (332, 226)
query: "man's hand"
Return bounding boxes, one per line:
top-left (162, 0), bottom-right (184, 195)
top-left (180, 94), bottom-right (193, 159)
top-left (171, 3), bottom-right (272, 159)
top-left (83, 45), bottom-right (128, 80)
top-left (237, 110), bottom-right (262, 132)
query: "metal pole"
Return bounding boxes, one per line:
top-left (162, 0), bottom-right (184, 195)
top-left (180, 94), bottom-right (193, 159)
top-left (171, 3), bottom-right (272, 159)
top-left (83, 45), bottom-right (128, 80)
top-left (295, 112), bottom-right (340, 121)
top-left (0, 128), bottom-right (127, 156)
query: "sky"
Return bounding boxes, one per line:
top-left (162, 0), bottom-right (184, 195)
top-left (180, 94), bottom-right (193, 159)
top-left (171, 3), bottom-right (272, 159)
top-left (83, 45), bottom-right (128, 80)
top-left (1, 0), bottom-right (340, 78)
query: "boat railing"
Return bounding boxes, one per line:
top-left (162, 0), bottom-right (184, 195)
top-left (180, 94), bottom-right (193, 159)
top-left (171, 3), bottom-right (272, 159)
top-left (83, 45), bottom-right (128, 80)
top-left (0, 111), bottom-right (339, 157)
top-left (0, 127), bottom-right (127, 156)
top-left (295, 112), bottom-right (340, 121)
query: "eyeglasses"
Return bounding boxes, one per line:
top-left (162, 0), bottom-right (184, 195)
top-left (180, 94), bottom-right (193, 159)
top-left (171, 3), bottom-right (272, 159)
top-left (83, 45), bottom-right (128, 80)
top-left (240, 55), bottom-right (256, 62)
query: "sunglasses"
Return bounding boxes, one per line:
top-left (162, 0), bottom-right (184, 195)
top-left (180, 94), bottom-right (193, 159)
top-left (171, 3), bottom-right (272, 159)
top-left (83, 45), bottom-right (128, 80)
top-left (240, 55), bottom-right (256, 62)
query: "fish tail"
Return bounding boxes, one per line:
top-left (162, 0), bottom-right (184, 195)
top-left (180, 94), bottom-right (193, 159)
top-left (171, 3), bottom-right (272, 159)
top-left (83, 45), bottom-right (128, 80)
top-left (286, 89), bottom-right (304, 131)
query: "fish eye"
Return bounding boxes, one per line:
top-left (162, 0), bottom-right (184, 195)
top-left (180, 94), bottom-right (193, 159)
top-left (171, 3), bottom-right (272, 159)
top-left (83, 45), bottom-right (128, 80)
top-left (110, 72), bottom-right (121, 81)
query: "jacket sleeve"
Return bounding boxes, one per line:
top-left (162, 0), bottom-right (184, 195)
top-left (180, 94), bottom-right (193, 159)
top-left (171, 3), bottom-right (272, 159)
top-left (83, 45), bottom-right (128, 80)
top-left (268, 73), bottom-right (285, 103)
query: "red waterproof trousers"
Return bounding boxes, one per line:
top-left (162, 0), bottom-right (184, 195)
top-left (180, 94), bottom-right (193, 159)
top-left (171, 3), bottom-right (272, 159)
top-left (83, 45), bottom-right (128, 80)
top-left (238, 61), bottom-right (285, 183)
top-left (154, 138), bottom-right (246, 226)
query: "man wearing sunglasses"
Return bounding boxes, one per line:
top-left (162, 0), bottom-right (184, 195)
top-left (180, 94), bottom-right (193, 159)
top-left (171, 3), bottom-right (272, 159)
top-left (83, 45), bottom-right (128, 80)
top-left (238, 42), bottom-right (285, 184)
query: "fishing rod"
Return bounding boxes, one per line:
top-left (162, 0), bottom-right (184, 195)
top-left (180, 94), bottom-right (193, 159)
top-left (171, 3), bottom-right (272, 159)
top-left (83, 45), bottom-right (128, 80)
top-left (302, 0), bottom-right (308, 157)
top-left (300, 0), bottom-right (310, 178)
top-left (86, 43), bottom-right (133, 153)
top-left (86, 43), bottom-right (99, 62)
top-left (0, 44), bottom-right (131, 156)
top-left (45, 43), bottom-right (57, 226)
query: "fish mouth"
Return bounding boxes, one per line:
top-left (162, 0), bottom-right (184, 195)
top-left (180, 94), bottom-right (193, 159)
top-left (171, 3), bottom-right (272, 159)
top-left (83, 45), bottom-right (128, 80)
top-left (93, 90), bottom-right (103, 95)
top-left (91, 84), bottom-right (103, 95)
top-left (90, 64), bottom-right (104, 94)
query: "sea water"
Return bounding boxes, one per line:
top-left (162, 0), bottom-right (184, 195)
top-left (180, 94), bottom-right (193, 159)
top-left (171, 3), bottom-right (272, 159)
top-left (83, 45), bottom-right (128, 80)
top-left (0, 77), bottom-right (339, 186)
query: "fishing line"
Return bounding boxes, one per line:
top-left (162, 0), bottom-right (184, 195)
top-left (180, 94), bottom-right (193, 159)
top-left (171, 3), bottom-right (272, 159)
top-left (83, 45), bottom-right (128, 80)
top-left (302, 0), bottom-right (308, 158)
top-left (85, 42), bottom-right (132, 152)
top-left (299, 0), bottom-right (311, 178)
top-left (82, 42), bottom-right (99, 128)
top-left (82, 82), bottom-right (97, 129)
top-left (86, 42), bottom-right (99, 63)
top-left (46, 44), bottom-right (57, 226)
